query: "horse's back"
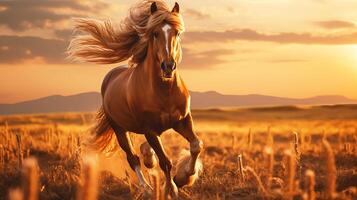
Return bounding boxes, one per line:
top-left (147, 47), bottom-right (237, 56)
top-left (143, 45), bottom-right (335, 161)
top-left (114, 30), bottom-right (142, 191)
top-left (101, 65), bottom-right (128, 97)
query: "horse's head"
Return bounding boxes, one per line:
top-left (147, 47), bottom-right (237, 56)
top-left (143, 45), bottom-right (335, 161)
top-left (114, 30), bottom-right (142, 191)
top-left (149, 2), bottom-right (184, 79)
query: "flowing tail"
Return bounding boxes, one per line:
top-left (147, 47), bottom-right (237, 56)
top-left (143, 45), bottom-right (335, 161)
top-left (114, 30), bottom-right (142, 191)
top-left (88, 106), bottom-right (117, 153)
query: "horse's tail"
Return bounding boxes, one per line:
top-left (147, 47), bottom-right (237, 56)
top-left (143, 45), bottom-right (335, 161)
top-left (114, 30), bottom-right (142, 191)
top-left (88, 106), bottom-right (117, 153)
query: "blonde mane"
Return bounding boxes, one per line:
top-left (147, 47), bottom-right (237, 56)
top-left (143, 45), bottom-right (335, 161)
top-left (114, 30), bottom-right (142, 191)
top-left (67, 0), bottom-right (185, 65)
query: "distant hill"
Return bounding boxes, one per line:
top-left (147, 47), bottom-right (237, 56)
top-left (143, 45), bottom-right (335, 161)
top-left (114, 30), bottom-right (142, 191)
top-left (0, 92), bottom-right (101, 115)
top-left (0, 91), bottom-right (357, 115)
top-left (190, 91), bottom-right (357, 108)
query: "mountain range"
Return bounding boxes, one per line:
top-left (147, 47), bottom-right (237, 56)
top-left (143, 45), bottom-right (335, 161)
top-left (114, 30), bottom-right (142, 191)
top-left (0, 91), bottom-right (356, 115)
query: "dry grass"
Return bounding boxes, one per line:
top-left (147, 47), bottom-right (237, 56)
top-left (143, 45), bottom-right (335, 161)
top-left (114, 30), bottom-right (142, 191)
top-left (0, 105), bottom-right (357, 199)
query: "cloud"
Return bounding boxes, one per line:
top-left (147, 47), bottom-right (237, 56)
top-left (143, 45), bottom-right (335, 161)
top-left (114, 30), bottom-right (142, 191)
top-left (183, 29), bottom-right (357, 45)
top-left (0, 0), bottom-right (108, 31)
top-left (0, 35), bottom-right (68, 64)
top-left (54, 29), bottom-right (74, 40)
top-left (184, 8), bottom-right (210, 19)
top-left (314, 20), bottom-right (356, 29)
top-left (0, 34), bottom-right (234, 70)
top-left (4, 27), bottom-right (357, 67)
top-left (181, 48), bottom-right (235, 69)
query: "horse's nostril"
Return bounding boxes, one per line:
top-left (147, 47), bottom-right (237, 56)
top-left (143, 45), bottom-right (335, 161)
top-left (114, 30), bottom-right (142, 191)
top-left (161, 62), bottom-right (166, 70)
top-left (161, 61), bottom-right (176, 72)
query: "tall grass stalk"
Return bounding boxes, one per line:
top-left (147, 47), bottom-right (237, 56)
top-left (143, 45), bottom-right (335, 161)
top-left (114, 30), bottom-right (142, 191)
top-left (303, 169), bottom-right (316, 200)
top-left (231, 134), bottom-right (236, 150)
top-left (247, 128), bottom-right (253, 149)
top-left (22, 157), bottom-right (39, 200)
top-left (76, 155), bottom-right (98, 200)
top-left (267, 126), bottom-right (273, 146)
top-left (67, 134), bottom-right (74, 157)
top-left (263, 146), bottom-right (274, 190)
top-left (284, 149), bottom-right (296, 200)
top-left (237, 154), bottom-right (245, 182)
top-left (293, 131), bottom-right (300, 159)
top-left (16, 133), bottom-right (23, 169)
top-left (322, 139), bottom-right (336, 199)
top-left (293, 131), bottom-right (301, 178)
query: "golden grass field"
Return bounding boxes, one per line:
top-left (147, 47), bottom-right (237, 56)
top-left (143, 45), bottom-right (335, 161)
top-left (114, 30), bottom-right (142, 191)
top-left (1, 105), bottom-right (357, 200)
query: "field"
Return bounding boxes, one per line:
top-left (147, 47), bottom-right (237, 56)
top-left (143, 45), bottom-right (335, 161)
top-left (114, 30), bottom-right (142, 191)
top-left (1, 105), bottom-right (357, 199)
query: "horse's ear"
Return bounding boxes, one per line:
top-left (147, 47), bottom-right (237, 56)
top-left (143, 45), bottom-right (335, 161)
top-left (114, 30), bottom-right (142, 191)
top-left (172, 2), bottom-right (180, 13)
top-left (151, 2), bottom-right (158, 14)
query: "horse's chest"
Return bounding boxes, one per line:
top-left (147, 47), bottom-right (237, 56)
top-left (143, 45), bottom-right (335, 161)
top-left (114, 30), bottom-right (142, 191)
top-left (159, 106), bottom-right (184, 126)
top-left (141, 104), bottom-right (186, 132)
top-left (135, 89), bottom-right (190, 132)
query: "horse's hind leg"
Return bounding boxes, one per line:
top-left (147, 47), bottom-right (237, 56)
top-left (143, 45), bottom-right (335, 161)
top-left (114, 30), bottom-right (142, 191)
top-left (110, 122), bottom-right (152, 190)
top-left (173, 113), bottom-right (203, 187)
top-left (145, 132), bottom-right (178, 198)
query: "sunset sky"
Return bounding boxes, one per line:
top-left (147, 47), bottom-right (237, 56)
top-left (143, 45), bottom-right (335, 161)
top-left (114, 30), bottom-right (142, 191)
top-left (1, 0), bottom-right (357, 103)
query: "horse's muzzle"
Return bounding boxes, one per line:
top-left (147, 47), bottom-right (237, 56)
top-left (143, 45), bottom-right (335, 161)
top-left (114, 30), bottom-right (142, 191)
top-left (161, 61), bottom-right (176, 78)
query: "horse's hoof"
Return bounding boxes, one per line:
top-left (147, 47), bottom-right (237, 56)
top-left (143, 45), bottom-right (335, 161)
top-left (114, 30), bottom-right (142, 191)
top-left (174, 172), bottom-right (197, 188)
top-left (174, 164), bottom-right (199, 188)
top-left (164, 180), bottom-right (179, 198)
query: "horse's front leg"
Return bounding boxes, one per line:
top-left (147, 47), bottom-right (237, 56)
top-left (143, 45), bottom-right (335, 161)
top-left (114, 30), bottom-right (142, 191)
top-left (144, 132), bottom-right (178, 198)
top-left (173, 113), bottom-right (203, 187)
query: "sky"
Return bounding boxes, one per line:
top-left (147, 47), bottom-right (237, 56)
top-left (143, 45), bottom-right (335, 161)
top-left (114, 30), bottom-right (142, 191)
top-left (1, 0), bottom-right (357, 103)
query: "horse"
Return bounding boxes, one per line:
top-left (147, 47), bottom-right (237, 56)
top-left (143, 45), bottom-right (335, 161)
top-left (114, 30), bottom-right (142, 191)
top-left (68, 0), bottom-right (203, 197)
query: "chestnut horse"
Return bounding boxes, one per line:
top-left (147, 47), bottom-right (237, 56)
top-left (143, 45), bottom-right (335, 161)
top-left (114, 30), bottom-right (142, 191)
top-left (68, 0), bottom-right (203, 197)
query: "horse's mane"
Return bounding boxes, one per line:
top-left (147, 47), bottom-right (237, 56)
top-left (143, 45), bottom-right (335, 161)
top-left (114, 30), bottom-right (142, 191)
top-left (67, 0), bottom-right (185, 65)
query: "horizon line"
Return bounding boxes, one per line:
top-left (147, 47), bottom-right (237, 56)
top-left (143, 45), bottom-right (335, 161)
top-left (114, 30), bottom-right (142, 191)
top-left (0, 90), bottom-right (356, 105)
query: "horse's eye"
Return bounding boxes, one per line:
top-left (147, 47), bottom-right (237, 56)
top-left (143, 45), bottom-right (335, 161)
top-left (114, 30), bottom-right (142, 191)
top-left (176, 32), bottom-right (180, 37)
